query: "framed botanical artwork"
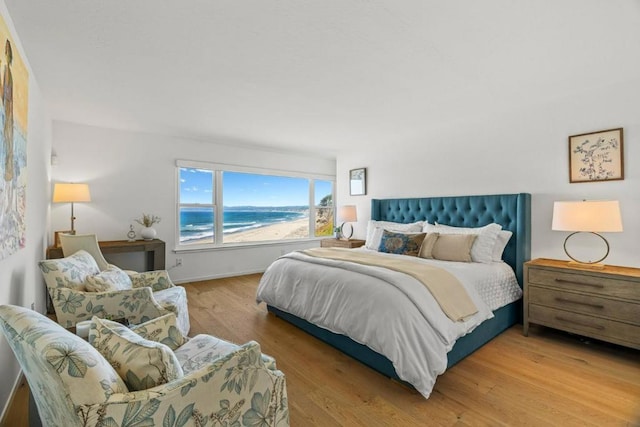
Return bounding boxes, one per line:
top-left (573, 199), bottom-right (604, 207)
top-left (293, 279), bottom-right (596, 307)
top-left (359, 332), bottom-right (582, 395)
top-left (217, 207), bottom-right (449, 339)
top-left (569, 128), bottom-right (624, 183)
top-left (349, 167), bottom-right (366, 196)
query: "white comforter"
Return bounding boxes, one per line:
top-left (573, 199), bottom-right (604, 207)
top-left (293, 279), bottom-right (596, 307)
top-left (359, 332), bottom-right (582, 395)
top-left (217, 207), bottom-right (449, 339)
top-left (256, 249), bottom-right (522, 398)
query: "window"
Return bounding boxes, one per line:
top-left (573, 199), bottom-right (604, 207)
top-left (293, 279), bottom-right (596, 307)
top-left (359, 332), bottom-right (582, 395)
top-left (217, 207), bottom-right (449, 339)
top-left (177, 161), bottom-right (334, 247)
top-left (178, 168), bottom-right (215, 245)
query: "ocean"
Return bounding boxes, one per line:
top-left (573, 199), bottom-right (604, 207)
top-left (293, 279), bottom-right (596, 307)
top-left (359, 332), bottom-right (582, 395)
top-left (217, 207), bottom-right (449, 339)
top-left (180, 207), bottom-right (308, 243)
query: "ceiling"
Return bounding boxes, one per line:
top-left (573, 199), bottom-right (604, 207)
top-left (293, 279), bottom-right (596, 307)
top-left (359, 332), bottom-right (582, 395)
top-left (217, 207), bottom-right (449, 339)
top-left (5, 1), bottom-right (639, 156)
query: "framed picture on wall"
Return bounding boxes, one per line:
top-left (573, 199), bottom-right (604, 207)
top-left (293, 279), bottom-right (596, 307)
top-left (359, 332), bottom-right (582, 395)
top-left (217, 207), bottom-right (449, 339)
top-left (349, 168), bottom-right (366, 196)
top-left (569, 128), bottom-right (624, 183)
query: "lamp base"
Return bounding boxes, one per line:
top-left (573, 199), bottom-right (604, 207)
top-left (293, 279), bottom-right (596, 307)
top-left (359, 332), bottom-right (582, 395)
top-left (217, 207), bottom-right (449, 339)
top-left (566, 260), bottom-right (605, 270)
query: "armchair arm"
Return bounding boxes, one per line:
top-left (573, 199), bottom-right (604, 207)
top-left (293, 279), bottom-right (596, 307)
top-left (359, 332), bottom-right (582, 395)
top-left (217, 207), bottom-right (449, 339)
top-left (49, 286), bottom-right (169, 329)
top-left (77, 341), bottom-right (289, 426)
top-left (129, 270), bottom-right (175, 291)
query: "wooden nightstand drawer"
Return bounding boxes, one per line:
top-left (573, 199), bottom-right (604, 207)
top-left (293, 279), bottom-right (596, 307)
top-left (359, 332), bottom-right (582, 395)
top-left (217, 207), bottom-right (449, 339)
top-left (528, 286), bottom-right (639, 325)
top-left (529, 305), bottom-right (640, 349)
top-left (528, 268), bottom-right (638, 301)
top-left (320, 238), bottom-right (365, 248)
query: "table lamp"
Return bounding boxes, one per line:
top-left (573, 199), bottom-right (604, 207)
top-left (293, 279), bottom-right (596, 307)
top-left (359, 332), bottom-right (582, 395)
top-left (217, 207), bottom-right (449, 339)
top-left (52, 183), bottom-right (91, 233)
top-left (337, 205), bottom-right (357, 240)
top-left (551, 200), bottom-right (622, 268)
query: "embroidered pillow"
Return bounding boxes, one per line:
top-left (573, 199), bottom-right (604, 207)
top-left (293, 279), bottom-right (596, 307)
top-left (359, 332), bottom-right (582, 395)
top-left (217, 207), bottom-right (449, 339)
top-left (85, 265), bottom-right (133, 292)
top-left (38, 250), bottom-right (100, 291)
top-left (89, 316), bottom-right (183, 391)
top-left (430, 234), bottom-right (477, 262)
top-left (424, 222), bottom-right (502, 263)
top-left (378, 230), bottom-right (426, 256)
top-left (130, 313), bottom-right (185, 350)
top-left (365, 220), bottom-right (424, 250)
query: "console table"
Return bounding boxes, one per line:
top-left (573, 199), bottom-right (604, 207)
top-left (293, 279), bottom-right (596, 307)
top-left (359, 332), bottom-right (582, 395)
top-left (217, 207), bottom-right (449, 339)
top-left (46, 239), bottom-right (166, 270)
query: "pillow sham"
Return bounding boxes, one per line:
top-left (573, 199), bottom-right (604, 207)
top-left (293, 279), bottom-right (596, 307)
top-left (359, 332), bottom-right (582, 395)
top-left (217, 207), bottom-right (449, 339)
top-left (430, 234), bottom-right (477, 262)
top-left (365, 220), bottom-right (423, 250)
top-left (492, 230), bottom-right (513, 261)
top-left (84, 265), bottom-right (133, 292)
top-left (130, 313), bottom-right (185, 350)
top-left (378, 230), bottom-right (426, 256)
top-left (424, 222), bottom-right (502, 263)
top-left (417, 233), bottom-right (439, 258)
top-left (89, 316), bottom-right (183, 391)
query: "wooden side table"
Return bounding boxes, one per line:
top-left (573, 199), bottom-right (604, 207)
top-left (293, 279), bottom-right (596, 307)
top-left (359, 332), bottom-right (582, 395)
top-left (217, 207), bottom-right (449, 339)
top-left (46, 239), bottom-right (166, 270)
top-left (320, 238), bottom-right (365, 248)
top-left (523, 258), bottom-right (640, 349)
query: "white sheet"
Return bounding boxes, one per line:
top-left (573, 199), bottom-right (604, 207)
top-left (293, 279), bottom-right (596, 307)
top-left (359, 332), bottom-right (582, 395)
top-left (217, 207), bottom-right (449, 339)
top-left (256, 249), bottom-right (522, 398)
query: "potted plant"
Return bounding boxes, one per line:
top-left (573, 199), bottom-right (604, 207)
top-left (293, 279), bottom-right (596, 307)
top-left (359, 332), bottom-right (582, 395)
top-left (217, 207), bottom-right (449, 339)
top-left (135, 213), bottom-right (161, 240)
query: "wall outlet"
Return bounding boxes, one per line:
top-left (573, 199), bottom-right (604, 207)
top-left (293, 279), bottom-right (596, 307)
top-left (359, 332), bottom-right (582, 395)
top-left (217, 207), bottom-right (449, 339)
top-left (175, 258), bottom-right (183, 267)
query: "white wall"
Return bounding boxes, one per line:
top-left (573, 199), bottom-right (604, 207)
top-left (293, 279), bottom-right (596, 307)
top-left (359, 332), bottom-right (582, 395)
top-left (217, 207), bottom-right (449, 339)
top-left (337, 78), bottom-right (639, 268)
top-left (51, 121), bottom-right (336, 282)
top-left (0, 0), bottom-right (51, 418)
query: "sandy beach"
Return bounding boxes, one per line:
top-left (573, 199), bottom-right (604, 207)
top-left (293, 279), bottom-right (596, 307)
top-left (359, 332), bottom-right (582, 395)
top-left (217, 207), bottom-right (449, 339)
top-left (225, 217), bottom-right (311, 243)
top-left (182, 217), bottom-right (316, 245)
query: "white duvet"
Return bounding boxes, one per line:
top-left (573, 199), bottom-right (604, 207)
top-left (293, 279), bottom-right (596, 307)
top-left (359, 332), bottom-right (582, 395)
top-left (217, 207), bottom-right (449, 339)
top-left (256, 248), bottom-right (522, 398)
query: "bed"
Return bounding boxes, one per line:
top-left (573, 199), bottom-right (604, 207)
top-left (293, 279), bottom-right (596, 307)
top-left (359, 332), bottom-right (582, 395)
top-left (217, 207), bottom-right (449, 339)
top-left (257, 193), bottom-right (531, 397)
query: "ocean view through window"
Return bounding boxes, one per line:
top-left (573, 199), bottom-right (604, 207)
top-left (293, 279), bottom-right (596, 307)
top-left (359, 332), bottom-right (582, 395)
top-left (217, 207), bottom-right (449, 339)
top-left (177, 162), bottom-right (334, 247)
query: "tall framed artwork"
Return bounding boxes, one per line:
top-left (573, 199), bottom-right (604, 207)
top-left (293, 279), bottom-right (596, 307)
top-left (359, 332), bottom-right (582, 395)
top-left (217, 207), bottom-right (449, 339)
top-left (0, 13), bottom-right (29, 260)
top-left (350, 167), bottom-right (366, 196)
top-left (568, 128), bottom-right (623, 183)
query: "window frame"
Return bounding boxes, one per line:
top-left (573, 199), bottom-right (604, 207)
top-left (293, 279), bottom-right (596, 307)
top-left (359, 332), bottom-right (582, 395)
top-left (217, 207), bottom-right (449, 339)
top-left (176, 160), bottom-right (335, 251)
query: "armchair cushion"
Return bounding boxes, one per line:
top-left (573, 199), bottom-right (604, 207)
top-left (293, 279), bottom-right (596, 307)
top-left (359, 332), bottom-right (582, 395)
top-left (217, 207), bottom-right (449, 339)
top-left (39, 250), bottom-right (100, 292)
top-left (129, 312), bottom-right (185, 350)
top-left (84, 265), bottom-right (133, 292)
top-left (152, 286), bottom-right (190, 335)
top-left (89, 316), bottom-right (183, 391)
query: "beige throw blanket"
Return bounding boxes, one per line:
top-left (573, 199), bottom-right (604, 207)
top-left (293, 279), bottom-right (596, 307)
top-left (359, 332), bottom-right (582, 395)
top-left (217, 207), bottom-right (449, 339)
top-left (302, 248), bottom-right (478, 321)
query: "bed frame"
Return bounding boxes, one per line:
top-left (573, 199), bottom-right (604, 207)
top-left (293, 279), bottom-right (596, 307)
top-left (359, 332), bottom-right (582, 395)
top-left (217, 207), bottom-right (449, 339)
top-left (267, 193), bottom-right (531, 379)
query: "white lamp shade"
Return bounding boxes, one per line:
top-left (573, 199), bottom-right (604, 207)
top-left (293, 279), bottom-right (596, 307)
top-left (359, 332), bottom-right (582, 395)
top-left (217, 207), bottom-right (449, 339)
top-left (552, 200), bottom-right (622, 232)
top-left (338, 205), bottom-right (357, 222)
top-left (53, 183), bottom-right (91, 203)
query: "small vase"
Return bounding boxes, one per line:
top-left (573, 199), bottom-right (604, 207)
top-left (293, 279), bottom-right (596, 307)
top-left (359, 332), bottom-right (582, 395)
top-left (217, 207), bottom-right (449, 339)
top-left (140, 227), bottom-right (157, 240)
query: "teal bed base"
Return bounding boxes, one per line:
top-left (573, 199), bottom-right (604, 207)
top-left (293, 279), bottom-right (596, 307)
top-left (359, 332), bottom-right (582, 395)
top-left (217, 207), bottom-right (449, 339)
top-left (267, 193), bottom-right (531, 377)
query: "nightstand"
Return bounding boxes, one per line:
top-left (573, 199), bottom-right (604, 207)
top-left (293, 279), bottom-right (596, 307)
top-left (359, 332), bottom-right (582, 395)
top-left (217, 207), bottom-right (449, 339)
top-left (523, 258), bottom-right (640, 350)
top-left (320, 238), bottom-right (365, 248)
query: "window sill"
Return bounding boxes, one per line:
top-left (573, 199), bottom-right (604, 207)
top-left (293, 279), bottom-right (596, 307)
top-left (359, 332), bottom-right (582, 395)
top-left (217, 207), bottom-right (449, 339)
top-left (173, 237), bottom-right (326, 253)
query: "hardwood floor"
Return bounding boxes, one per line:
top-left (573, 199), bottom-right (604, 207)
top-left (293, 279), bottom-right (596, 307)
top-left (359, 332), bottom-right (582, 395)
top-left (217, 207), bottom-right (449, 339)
top-left (4, 273), bottom-right (639, 426)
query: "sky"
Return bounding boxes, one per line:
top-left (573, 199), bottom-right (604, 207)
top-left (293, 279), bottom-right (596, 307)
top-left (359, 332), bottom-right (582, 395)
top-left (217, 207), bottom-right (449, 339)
top-left (179, 168), bottom-right (333, 207)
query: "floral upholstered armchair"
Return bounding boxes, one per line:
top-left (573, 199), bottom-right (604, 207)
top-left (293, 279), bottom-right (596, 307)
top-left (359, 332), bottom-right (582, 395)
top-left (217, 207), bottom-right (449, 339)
top-left (39, 249), bottom-right (190, 335)
top-left (0, 305), bottom-right (289, 427)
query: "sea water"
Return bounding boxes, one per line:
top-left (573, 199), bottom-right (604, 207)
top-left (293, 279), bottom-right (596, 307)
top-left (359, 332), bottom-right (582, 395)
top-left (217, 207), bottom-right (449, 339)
top-left (180, 207), bottom-right (307, 243)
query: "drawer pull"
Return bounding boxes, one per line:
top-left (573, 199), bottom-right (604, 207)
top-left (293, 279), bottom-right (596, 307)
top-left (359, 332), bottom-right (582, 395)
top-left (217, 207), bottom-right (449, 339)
top-left (554, 278), bottom-right (604, 289)
top-left (555, 316), bottom-right (605, 331)
top-left (554, 297), bottom-right (604, 309)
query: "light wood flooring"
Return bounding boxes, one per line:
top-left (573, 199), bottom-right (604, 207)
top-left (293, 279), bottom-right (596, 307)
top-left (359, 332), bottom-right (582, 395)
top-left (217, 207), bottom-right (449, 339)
top-left (4, 273), bottom-right (639, 426)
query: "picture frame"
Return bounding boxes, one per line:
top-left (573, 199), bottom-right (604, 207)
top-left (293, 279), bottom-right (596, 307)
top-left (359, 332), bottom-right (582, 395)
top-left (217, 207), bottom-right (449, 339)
top-left (349, 167), bottom-right (366, 196)
top-left (569, 128), bottom-right (624, 183)
top-left (54, 230), bottom-right (75, 248)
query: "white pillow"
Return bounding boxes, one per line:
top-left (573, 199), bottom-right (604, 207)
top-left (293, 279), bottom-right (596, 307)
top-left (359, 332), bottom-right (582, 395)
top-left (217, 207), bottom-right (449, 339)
top-left (492, 230), bottom-right (513, 261)
top-left (365, 220), bottom-right (423, 250)
top-left (423, 222), bottom-right (502, 263)
top-left (85, 265), bottom-right (133, 292)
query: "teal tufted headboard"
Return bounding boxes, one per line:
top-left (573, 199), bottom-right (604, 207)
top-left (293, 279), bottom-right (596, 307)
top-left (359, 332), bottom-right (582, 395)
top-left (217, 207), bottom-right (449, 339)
top-left (371, 193), bottom-right (531, 286)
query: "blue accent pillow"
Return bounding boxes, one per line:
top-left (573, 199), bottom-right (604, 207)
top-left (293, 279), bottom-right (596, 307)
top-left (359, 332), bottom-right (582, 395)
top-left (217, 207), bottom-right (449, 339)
top-left (378, 230), bottom-right (426, 256)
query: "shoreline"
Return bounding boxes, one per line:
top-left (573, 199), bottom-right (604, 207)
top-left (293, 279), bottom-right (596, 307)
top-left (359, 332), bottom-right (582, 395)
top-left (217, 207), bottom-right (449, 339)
top-left (181, 217), bottom-right (317, 245)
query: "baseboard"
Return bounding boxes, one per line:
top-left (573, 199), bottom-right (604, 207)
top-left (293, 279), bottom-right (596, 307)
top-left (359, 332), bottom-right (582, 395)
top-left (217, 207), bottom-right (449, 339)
top-left (0, 371), bottom-right (25, 426)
